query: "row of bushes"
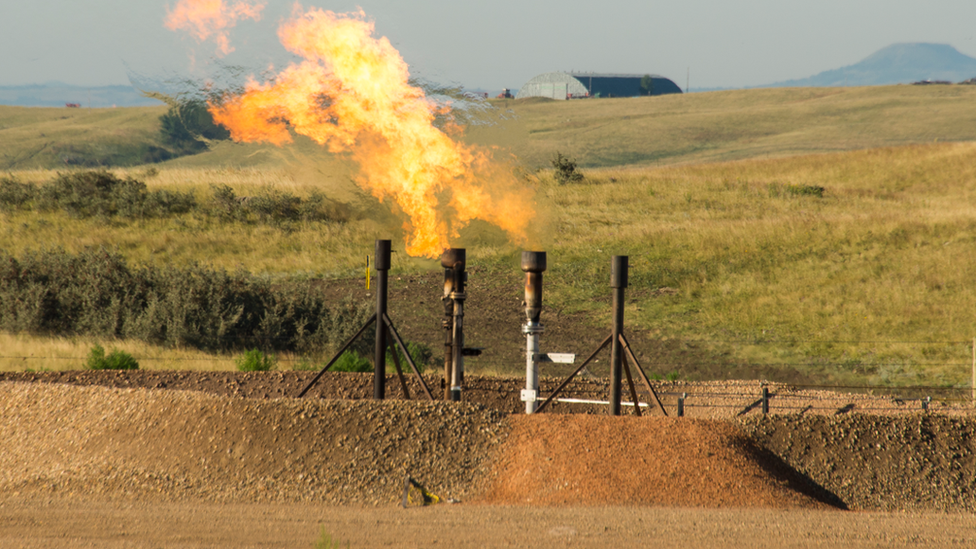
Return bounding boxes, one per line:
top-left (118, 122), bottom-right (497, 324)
top-left (0, 171), bottom-right (194, 218)
top-left (0, 171), bottom-right (350, 225)
top-left (0, 248), bottom-right (374, 356)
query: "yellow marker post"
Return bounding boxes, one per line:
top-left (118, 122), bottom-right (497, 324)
top-left (366, 255), bottom-right (370, 290)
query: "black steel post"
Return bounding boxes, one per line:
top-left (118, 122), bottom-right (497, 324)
top-left (678, 393), bottom-right (686, 417)
top-left (373, 240), bottom-right (391, 400)
top-left (609, 256), bottom-right (628, 416)
top-left (761, 386), bottom-right (769, 415)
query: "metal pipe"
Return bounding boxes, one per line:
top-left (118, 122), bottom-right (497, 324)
top-left (521, 251), bottom-right (546, 414)
top-left (609, 256), bottom-right (628, 416)
top-left (441, 255), bottom-right (455, 400)
top-left (442, 248), bottom-right (466, 402)
top-left (373, 240), bottom-right (391, 400)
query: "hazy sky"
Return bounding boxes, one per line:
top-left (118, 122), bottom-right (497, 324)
top-left (3, 0), bottom-right (976, 91)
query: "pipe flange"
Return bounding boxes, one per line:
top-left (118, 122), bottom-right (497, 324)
top-left (449, 292), bottom-right (466, 300)
top-left (522, 323), bottom-right (544, 335)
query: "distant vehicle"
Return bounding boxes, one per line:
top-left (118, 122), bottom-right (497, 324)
top-left (65, 103), bottom-right (81, 108)
top-left (496, 88), bottom-right (513, 99)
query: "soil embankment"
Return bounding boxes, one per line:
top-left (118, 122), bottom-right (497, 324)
top-left (480, 414), bottom-right (840, 509)
top-left (2, 375), bottom-right (976, 511)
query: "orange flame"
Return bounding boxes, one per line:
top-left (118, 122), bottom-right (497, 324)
top-left (204, 6), bottom-right (535, 257)
top-left (165, 0), bottom-right (265, 56)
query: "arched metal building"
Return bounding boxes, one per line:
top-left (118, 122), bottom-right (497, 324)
top-left (515, 72), bottom-right (682, 100)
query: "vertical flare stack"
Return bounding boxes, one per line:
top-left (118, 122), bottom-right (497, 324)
top-left (441, 248), bottom-right (466, 401)
top-left (609, 255), bottom-right (628, 415)
top-left (373, 240), bottom-right (392, 400)
top-left (521, 251), bottom-right (547, 413)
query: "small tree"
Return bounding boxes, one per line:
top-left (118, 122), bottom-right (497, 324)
top-left (640, 75), bottom-right (655, 96)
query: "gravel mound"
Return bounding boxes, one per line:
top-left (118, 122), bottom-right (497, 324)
top-left (480, 415), bottom-right (841, 509)
top-left (741, 414), bottom-right (976, 512)
top-left (0, 383), bottom-right (508, 505)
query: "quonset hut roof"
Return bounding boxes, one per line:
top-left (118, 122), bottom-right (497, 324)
top-left (515, 72), bottom-right (682, 100)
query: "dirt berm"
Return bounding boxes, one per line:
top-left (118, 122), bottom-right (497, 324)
top-left (0, 382), bottom-right (835, 509)
top-left (5, 380), bottom-right (975, 511)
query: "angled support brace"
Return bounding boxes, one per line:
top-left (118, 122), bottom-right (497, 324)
top-left (297, 313), bottom-right (376, 398)
top-left (619, 334), bottom-right (668, 417)
top-left (621, 352), bottom-right (642, 417)
top-left (387, 335), bottom-right (411, 400)
top-left (384, 313), bottom-right (435, 401)
top-left (535, 334), bottom-right (612, 414)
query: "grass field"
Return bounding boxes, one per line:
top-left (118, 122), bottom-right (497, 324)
top-left (3, 85), bottom-right (976, 386)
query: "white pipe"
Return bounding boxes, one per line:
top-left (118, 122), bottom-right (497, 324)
top-left (524, 323), bottom-right (541, 413)
top-left (551, 397), bottom-right (650, 408)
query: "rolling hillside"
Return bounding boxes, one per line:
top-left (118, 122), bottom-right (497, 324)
top-left (5, 84), bottom-right (976, 171)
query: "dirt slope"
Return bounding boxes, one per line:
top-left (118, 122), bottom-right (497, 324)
top-left (481, 415), bottom-right (840, 508)
top-left (0, 382), bottom-right (508, 505)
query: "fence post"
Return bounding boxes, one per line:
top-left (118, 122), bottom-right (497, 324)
top-left (761, 387), bottom-right (769, 415)
top-left (677, 393), bottom-right (686, 417)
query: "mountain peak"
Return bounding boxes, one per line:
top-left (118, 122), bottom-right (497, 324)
top-left (766, 43), bottom-right (976, 87)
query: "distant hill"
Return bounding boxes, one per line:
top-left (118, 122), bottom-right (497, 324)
top-left (766, 43), bottom-right (976, 87)
top-left (0, 83), bottom-right (164, 108)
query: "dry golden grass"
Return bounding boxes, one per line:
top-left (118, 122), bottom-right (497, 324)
top-left (489, 85), bottom-right (976, 169)
top-left (4, 87), bottom-right (976, 384)
top-left (536, 142), bottom-right (976, 386)
top-left (0, 333), bottom-right (238, 372)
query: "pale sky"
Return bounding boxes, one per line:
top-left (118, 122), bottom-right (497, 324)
top-left (2, 0), bottom-right (976, 91)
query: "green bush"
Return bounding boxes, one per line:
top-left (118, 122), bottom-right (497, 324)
top-left (85, 344), bottom-right (139, 370)
top-left (329, 350), bottom-right (373, 372)
top-left (0, 248), bottom-right (375, 354)
top-left (209, 185), bottom-right (351, 225)
top-left (0, 171), bottom-right (196, 218)
top-left (0, 177), bottom-right (37, 210)
top-left (785, 184), bottom-right (826, 198)
top-left (236, 348), bottom-right (275, 371)
top-left (550, 152), bottom-right (584, 184)
top-left (328, 341), bottom-right (432, 373)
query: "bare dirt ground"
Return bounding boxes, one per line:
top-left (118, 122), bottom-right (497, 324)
top-left (2, 374), bottom-right (976, 547)
top-left (3, 497), bottom-right (975, 548)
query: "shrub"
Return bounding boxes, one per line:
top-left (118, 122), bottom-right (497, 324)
top-left (0, 177), bottom-right (37, 210)
top-left (34, 171), bottom-right (195, 218)
top-left (786, 184), bottom-right (826, 198)
top-left (550, 152), bottom-right (584, 184)
top-left (328, 341), bottom-right (432, 373)
top-left (236, 348), bottom-right (275, 371)
top-left (85, 344), bottom-right (139, 370)
top-left (209, 185), bottom-right (351, 225)
top-left (0, 248), bottom-right (374, 354)
top-left (329, 350), bottom-right (373, 372)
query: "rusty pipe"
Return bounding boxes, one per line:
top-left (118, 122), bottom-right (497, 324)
top-left (441, 248), bottom-right (466, 402)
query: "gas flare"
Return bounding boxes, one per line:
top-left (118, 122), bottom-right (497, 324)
top-left (203, 6), bottom-right (535, 257)
top-left (165, 0), bottom-right (265, 56)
